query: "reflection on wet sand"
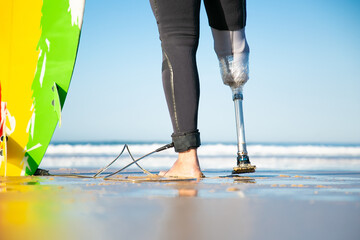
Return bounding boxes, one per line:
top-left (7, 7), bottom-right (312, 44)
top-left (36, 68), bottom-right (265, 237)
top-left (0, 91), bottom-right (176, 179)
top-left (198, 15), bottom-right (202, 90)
top-left (231, 176), bottom-right (256, 184)
top-left (0, 177), bottom-right (73, 240)
top-left (172, 181), bottom-right (199, 197)
top-left (178, 188), bottom-right (198, 197)
top-left (1, 170), bottom-right (360, 240)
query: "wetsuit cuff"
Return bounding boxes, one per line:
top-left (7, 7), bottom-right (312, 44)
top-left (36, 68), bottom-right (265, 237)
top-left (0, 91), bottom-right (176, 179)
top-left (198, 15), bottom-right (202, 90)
top-left (171, 130), bottom-right (201, 153)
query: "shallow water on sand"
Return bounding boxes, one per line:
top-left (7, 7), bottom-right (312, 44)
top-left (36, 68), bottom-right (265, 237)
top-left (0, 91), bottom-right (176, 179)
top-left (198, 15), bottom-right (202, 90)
top-left (1, 169), bottom-right (360, 240)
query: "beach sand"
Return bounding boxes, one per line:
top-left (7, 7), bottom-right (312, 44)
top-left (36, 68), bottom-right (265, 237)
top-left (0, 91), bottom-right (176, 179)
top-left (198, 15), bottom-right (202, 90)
top-left (1, 169), bottom-right (360, 240)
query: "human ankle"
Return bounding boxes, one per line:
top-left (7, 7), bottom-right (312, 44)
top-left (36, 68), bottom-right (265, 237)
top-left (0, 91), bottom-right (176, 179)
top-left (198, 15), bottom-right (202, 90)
top-left (178, 149), bottom-right (198, 161)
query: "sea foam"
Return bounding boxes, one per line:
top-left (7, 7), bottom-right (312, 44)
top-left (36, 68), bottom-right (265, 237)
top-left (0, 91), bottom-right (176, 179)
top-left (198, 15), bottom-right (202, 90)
top-left (42, 143), bottom-right (360, 171)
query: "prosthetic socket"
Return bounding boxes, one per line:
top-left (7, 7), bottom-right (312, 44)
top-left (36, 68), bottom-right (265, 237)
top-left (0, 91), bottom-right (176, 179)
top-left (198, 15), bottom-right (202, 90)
top-left (211, 28), bottom-right (249, 92)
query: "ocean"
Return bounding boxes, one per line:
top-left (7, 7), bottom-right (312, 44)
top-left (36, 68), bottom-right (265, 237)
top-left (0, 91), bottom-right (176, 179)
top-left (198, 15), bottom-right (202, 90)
top-left (41, 142), bottom-right (360, 172)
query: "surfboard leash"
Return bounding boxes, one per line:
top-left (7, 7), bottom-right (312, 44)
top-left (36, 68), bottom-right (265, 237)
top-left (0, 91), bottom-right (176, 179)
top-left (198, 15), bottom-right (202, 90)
top-left (45, 142), bottom-right (174, 179)
top-left (95, 142), bottom-right (174, 179)
top-left (93, 144), bottom-right (146, 177)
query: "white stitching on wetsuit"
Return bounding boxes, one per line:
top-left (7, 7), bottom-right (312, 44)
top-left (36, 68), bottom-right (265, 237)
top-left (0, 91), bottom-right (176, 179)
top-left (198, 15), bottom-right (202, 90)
top-left (164, 51), bottom-right (179, 132)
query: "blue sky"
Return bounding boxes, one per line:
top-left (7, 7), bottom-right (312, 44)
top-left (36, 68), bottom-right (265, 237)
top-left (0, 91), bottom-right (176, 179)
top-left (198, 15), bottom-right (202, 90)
top-left (52, 0), bottom-right (360, 144)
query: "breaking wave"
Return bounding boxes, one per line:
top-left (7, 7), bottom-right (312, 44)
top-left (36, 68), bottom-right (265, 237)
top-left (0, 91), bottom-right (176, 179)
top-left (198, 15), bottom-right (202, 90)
top-left (41, 142), bottom-right (360, 171)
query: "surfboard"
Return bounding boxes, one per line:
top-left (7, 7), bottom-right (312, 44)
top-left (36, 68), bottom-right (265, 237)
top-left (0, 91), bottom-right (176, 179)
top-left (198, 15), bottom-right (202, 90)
top-left (0, 0), bottom-right (85, 176)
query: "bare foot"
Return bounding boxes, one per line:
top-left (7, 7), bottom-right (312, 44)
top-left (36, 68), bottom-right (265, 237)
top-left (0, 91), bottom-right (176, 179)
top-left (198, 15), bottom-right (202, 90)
top-left (159, 148), bottom-right (204, 178)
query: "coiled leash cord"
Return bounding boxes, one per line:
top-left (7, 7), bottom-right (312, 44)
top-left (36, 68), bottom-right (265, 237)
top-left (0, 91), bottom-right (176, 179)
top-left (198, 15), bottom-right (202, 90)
top-left (46, 142), bottom-right (174, 179)
top-left (94, 142), bottom-right (174, 179)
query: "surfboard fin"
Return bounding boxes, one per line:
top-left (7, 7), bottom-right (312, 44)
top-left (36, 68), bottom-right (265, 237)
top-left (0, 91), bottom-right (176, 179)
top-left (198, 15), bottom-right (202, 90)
top-left (34, 168), bottom-right (50, 176)
top-left (52, 83), bottom-right (62, 126)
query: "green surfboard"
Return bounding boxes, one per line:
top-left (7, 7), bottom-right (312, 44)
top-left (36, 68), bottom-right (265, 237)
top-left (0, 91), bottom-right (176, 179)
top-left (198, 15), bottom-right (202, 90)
top-left (0, 0), bottom-right (85, 176)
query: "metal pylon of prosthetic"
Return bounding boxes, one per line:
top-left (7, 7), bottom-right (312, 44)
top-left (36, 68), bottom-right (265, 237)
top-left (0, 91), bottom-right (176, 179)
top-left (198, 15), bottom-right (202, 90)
top-left (211, 27), bottom-right (255, 173)
top-left (232, 88), bottom-right (256, 174)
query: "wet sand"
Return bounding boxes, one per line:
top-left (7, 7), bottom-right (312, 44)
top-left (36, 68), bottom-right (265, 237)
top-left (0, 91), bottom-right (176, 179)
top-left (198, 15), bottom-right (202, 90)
top-left (1, 169), bottom-right (360, 240)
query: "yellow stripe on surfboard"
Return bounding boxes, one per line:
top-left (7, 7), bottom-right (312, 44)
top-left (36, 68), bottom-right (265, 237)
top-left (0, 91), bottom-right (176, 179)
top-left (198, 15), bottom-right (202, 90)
top-left (0, 1), bottom-right (42, 176)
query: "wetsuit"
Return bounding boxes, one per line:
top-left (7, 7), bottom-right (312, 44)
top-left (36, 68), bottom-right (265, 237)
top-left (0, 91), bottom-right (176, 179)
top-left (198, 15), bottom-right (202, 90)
top-left (150, 0), bottom-right (249, 152)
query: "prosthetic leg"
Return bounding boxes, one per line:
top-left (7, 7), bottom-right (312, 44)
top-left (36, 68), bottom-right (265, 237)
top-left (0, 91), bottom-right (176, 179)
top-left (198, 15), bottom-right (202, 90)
top-left (212, 28), bottom-right (256, 174)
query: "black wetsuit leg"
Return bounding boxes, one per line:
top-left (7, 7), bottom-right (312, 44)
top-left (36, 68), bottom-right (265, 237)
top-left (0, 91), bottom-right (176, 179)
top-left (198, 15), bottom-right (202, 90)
top-left (149, 0), bottom-right (247, 152)
top-left (150, 0), bottom-right (201, 152)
